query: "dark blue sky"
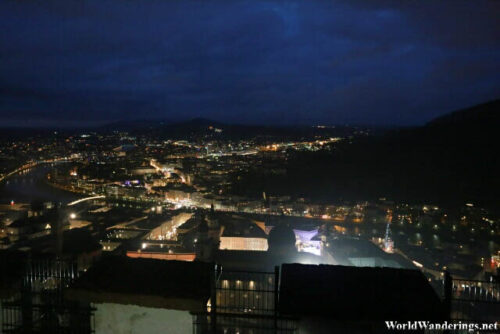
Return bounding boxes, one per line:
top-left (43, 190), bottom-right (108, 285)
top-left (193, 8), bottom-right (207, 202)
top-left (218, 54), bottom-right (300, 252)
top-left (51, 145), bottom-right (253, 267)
top-left (1, 0), bottom-right (499, 127)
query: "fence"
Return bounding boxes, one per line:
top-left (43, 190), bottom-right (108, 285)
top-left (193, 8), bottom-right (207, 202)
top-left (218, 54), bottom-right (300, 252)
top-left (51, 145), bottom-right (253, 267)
top-left (193, 266), bottom-right (297, 334)
top-left (449, 277), bottom-right (500, 323)
top-left (1, 258), bottom-right (95, 334)
top-left (215, 268), bottom-right (278, 316)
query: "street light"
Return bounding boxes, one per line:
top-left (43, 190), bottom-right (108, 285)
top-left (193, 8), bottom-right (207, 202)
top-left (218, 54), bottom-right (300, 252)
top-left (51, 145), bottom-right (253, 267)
top-left (70, 213), bottom-right (76, 219)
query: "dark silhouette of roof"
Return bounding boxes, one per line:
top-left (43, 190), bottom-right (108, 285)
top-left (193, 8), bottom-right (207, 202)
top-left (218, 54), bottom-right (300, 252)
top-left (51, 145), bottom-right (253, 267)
top-left (62, 228), bottom-right (102, 255)
top-left (279, 264), bottom-right (444, 321)
top-left (198, 214), bottom-right (209, 233)
top-left (221, 220), bottom-right (267, 239)
top-left (268, 224), bottom-right (296, 252)
top-left (329, 237), bottom-right (414, 269)
top-left (0, 251), bottom-right (28, 298)
top-left (215, 249), bottom-right (327, 272)
top-left (9, 214), bottom-right (53, 228)
top-left (67, 256), bottom-right (213, 311)
top-left (177, 217), bottom-right (200, 232)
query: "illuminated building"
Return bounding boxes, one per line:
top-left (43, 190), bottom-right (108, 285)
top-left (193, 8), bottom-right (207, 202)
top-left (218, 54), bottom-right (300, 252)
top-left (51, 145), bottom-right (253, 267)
top-left (127, 248), bottom-right (196, 261)
top-left (219, 222), bottom-right (268, 251)
top-left (219, 235), bottom-right (268, 251)
top-left (293, 229), bottom-right (322, 256)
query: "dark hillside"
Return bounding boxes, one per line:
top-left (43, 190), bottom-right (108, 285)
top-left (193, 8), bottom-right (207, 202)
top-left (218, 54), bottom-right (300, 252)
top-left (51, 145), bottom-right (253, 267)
top-left (231, 100), bottom-right (500, 209)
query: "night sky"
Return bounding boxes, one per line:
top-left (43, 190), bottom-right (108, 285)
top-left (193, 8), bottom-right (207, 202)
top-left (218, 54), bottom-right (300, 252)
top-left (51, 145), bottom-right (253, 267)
top-left (1, 0), bottom-right (499, 127)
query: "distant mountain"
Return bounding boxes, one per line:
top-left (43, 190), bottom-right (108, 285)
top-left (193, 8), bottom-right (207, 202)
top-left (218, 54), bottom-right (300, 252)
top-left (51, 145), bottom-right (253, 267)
top-left (0, 127), bottom-right (76, 140)
top-left (98, 119), bottom-right (174, 132)
top-left (231, 100), bottom-right (500, 209)
top-left (101, 117), bottom-right (361, 141)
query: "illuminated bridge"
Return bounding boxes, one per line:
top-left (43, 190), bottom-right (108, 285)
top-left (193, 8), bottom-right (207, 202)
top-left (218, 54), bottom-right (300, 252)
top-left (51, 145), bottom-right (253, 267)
top-left (67, 195), bottom-right (106, 206)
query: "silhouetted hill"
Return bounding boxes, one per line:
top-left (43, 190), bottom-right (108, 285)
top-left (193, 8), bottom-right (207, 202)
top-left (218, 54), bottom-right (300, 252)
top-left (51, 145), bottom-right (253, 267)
top-left (0, 128), bottom-right (77, 141)
top-left (427, 99), bottom-right (499, 128)
top-left (102, 118), bottom-right (361, 141)
top-left (231, 100), bottom-right (500, 209)
top-left (98, 119), bottom-right (173, 132)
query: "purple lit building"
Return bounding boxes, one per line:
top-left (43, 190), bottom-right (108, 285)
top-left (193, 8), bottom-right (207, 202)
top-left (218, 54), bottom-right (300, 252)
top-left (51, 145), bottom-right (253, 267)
top-left (293, 229), bottom-right (322, 256)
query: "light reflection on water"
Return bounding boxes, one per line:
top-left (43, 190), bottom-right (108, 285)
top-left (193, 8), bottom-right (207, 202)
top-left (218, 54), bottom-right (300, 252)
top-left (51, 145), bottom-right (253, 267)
top-left (0, 166), bottom-right (81, 205)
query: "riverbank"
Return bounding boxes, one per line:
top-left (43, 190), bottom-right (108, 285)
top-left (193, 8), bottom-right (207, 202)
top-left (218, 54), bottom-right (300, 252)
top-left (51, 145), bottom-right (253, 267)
top-left (44, 178), bottom-right (88, 196)
top-left (0, 158), bottom-right (73, 184)
top-left (0, 164), bottom-right (81, 205)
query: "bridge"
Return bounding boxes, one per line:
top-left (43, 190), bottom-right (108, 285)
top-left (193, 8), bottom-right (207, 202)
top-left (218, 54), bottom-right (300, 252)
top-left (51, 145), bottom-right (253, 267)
top-left (67, 195), bottom-right (106, 206)
top-left (0, 157), bottom-right (73, 183)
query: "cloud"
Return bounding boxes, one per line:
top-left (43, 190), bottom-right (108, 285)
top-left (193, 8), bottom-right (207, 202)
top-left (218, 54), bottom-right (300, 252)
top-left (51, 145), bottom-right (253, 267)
top-left (0, 0), bottom-right (499, 126)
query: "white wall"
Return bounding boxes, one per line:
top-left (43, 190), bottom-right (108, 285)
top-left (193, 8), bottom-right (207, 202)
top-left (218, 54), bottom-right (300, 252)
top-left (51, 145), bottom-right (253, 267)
top-left (94, 303), bottom-right (192, 334)
top-left (219, 237), bottom-right (268, 251)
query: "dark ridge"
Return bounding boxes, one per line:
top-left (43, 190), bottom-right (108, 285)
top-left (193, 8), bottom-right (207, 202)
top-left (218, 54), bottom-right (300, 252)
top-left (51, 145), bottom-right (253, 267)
top-left (98, 117), bottom-right (363, 141)
top-left (231, 99), bottom-right (500, 209)
top-left (426, 99), bottom-right (500, 127)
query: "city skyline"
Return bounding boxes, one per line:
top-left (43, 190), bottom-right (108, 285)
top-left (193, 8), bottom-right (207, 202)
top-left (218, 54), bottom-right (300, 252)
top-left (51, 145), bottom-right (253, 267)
top-left (1, 1), bottom-right (499, 333)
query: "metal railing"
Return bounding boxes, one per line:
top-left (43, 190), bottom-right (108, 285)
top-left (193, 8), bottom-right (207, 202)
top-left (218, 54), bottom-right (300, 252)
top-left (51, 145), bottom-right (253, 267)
top-left (192, 313), bottom-right (297, 334)
top-left (1, 302), bottom-right (95, 334)
top-left (451, 279), bottom-right (500, 302)
top-left (449, 278), bottom-right (500, 323)
top-left (194, 266), bottom-right (297, 334)
top-left (215, 269), bottom-right (278, 316)
top-left (1, 257), bottom-right (95, 334)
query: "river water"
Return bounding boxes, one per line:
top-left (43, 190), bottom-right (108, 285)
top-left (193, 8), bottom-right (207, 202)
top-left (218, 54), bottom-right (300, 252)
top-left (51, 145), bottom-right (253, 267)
top-left (0, 165), bottom-right (81, 205)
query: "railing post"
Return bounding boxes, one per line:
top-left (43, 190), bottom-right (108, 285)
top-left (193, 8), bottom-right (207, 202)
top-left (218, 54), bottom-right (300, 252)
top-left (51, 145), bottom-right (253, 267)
top-left (210, 264), bottom-right (217, 334)
top-left (21, 257), bottom-right (33, 334)
top-left (274, 265), bottom-right (280, 333)
top-left (443, 271), bottom-right (452, 321)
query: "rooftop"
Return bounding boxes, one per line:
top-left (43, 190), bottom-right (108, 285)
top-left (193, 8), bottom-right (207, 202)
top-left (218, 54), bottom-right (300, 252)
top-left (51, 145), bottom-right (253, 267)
top-left (279, 263), bottom-right (444, 321)
top-left (66, 256), bottom-right (213, 311)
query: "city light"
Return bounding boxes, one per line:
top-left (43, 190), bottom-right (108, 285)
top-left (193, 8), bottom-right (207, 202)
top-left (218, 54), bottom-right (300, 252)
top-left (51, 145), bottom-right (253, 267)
top-left (412, 261), bottom-right (423, 268)
top-left (0, 2), bottom-right (498, 332)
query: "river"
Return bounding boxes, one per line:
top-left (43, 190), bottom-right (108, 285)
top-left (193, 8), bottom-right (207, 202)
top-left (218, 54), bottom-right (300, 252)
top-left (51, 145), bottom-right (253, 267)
top-left (0, 165), bottom-right (82, 205)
